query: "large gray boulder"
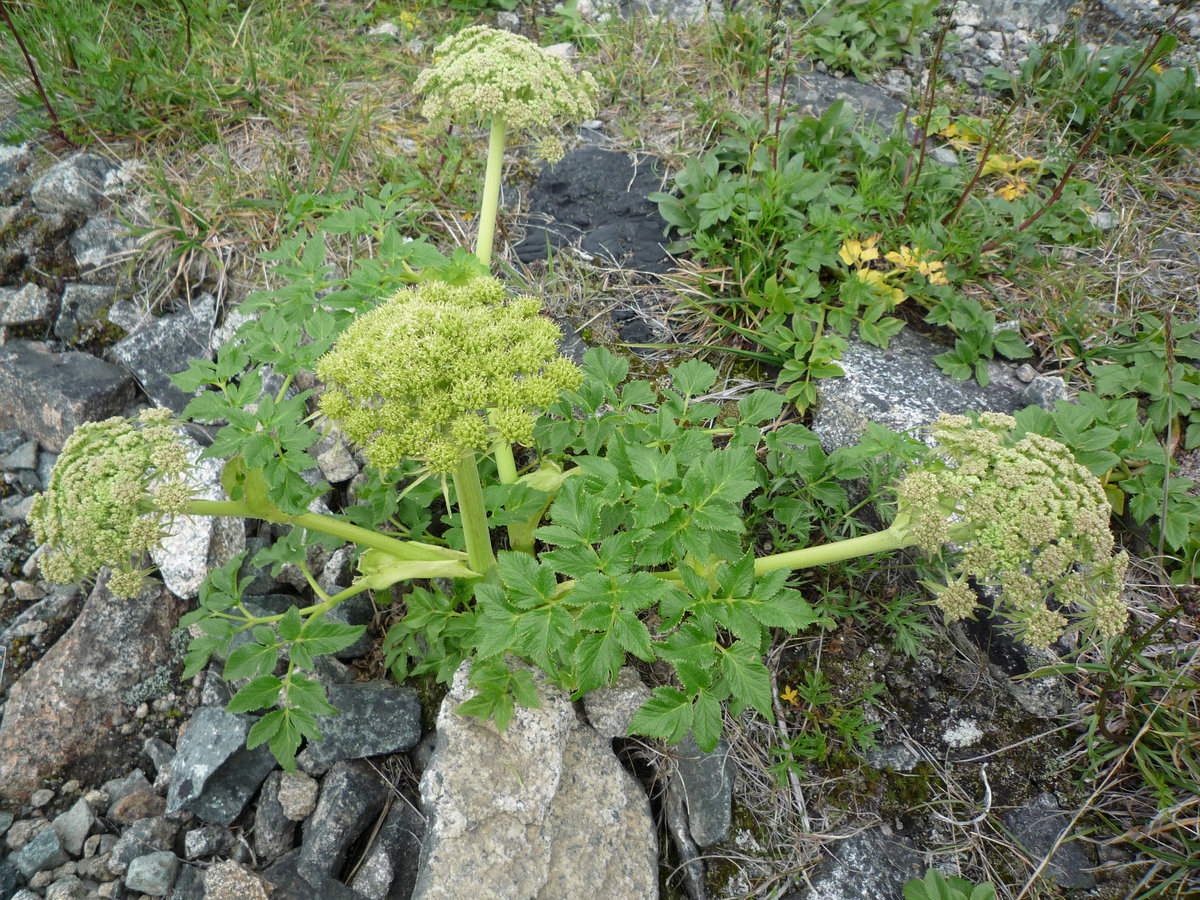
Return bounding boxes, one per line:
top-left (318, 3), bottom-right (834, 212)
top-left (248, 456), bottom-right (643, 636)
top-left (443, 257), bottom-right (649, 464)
top-left (413, 659), bottom-right (658, 900)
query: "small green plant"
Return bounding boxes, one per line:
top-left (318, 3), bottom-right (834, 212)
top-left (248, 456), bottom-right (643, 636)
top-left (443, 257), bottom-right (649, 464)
top-left (794, 0), bottom-right (938, 78)
top-left (651, 99), bottom-right (1096, 404)
top-left (770, 670), bottom-right (882, 783)
top-left (904, 870), bottom-right (996, 900)
top-left (986, 31), bottom-right (1200, 155)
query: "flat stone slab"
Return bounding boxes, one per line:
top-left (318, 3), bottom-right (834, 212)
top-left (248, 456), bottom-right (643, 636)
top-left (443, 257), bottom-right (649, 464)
top-left (0, 340), bottom-right (136, 450)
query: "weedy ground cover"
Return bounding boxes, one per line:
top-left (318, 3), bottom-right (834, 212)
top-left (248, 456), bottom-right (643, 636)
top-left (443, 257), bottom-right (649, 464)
top-left (3, 0), bottom-right (1200, 897)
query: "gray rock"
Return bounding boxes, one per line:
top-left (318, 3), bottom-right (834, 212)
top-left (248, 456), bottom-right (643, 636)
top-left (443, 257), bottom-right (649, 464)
top-left (0, 143), bottom-right (33, 205)
top-left (670, 731), bottom-right (734, 848)
top-left (0, 283), bottom-right (53, 334)
top-left (43, 877), bottom-right (90, 900)
top-left (298, 760), bottom-right (388, 882)
top-left (299, 682), bottom-right (422, 769)
top-left (166, 705), bottom-right (277, 826)
top-left (30, 153), bottom-right (116, 217)
top-left (124, 849), bottom-right (179, 896)
top-left (785, 828), bottom-right (923, 899)
top-left (183, 824), bottom-right (234, 860)
top-left (583, 666), bottom-right (652, 741)
top-left (618, 0), bottom-right (723, 24)
top-left (101, 768), bottom-right (153, 817)
top-left (789, 65), bottom-right (909, 133)
top-left (51, 798), bottom-right (94, 857)
top-left (107, 817), bottom-right (178, 876)
top-left (1003, 793), bottom-right (1094, 889)
top-left (12, 827), bottom-right (70, 878)
top-left (0, 341), bottom-right (136, 451)
top-left (111, 292), bottom-right (215, 413)
top-left (69, 214), bottom-right (140, 282)
top-left (413, 659), bottom-right (657, 900)
top-left (142, 736), bottom-right (175, 782)
top-left (169, 862), bottom-right (207, 900)
top-left (54, 284), bottom-right (119, 343)
top-left (348, 801), bottom-right (424, 900)
top-left (151, 438), bottom-right (245, 599)
top-left (204, 860), bottom-right (270, 900)
top-left (0, 586), bottom-right (86, 695)
top-left (0, 436), bottom-right (37, 470)
top-left (0, 860), bottom-right (16, 898)
top-left (812, 327), bottom-right (1052, 453)
top-left (313, 421), bottom-right (359, 483)
top-left (253, 771), bottom-right (298, 864)
top-left (0, 579), bottom-right (185, 805)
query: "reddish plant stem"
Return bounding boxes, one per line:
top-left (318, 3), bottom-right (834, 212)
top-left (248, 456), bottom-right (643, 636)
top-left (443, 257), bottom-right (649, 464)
top-left (0, 0), bottom-right (72, 146)
top-left (979, 23), bottom-right (1173, 254)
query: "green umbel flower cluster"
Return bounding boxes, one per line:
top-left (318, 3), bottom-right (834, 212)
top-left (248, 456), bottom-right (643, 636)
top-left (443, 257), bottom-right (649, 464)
top-left (27, 408), bottom-right (194, 599)
top-left (897, 412), bottom-right (1128, 648)
top-left (414, 24), bottom-right (598, 162)
top-left (315, 277), bottom-right (581, 474)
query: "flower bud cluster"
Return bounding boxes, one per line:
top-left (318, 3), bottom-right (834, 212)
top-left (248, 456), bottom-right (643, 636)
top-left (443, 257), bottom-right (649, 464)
top-left (414, 25), bottom-right (598, 163)
top-left (896, 412), bottom-right (1129, 648)
top-left (315, 277), bottom-right (581, 474)
top-left (27, 408), bottom-right (194, 599)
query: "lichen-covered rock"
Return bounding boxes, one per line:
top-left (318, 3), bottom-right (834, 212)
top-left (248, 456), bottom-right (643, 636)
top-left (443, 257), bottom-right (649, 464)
top-left (412, 659), bottom-right (657, 900)
top-left (0, 578), bottom-right (185, 804)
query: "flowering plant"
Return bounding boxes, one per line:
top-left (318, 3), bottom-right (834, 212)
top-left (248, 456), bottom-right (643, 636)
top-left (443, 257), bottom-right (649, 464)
top-left (26, 28), bottom-right (1128, 768)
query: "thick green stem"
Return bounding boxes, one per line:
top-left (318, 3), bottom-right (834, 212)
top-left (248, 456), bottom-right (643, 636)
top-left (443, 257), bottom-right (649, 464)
top-left (753, 520), bottom-right (912, 575)
top-left (181, 499), bottom-right (465, 563)
top-left (476, 114), bottom-right (507, 268)
top-left (451, 451), bottom-right (496, 576)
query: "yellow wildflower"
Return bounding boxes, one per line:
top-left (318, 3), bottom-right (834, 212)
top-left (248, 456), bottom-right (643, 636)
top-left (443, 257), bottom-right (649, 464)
top-left (780, 685), bottom-right (800, 707)
top-left (838, 234), bottom-right (880, 267)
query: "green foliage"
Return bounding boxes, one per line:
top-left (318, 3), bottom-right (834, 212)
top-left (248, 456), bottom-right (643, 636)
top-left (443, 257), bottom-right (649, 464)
top-left (986, 33), bottom-right (1200, 155)
top-left (769, 670), bottom-right (882, 784)
top-left (385, 348), bottom-right (825, 752)
top-left (0, 0), bottom-right (301, 142)
top-left (179, 555), bottom-right (365, 770)
top-left (904, 870), bottom-right (996, 900)
top-left (794, 0), bottom-right (939, 77)
top-left (651, 101), bottom-right (1093, 405)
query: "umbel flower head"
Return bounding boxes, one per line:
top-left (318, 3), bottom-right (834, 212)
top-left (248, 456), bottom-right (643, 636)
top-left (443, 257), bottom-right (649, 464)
top-left (896, 412), bottom-right (1128, 648)
top-left (414, 24), bottom-right (598, 162)
top-left (27, 408), bottom-right (194, 599)
top-left (315, 276), bottom-right (581, 474)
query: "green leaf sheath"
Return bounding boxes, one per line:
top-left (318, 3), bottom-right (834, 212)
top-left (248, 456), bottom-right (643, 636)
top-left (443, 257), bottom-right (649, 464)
top-left (453, 451), bottom-right (497, 576)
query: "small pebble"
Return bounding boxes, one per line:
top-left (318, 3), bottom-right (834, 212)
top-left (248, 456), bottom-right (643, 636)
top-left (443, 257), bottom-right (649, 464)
top-left (1015, 363), bottom-right (1038, 383)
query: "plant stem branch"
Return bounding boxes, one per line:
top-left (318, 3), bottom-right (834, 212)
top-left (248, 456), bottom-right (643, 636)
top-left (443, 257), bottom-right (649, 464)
top-left (753, 520), bottom-right (911, 575)
top-left (476, 114), bottom-right (508, 268)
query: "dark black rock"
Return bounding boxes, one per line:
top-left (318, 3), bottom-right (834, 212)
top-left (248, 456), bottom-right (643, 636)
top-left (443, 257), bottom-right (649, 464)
top-left (515, 146), bottom-right (675, 274)
top-left (299, 682), bottom-right (422, 769)
top-left (348, 800), bottom-right (425, 900)
top-left (670, 732), bottom-right (734, 849)
top-left (254, 771), bottom-right (298, 865)
top-left (1003, 793), bottom-right (1095, 890)
top-left (54, 283), bottom-right (119, 344)
top-left (264, 848), bottom-right (368, 900)
top-left (166, 705), bottom-right (278, 827)
top-left (298, 760), bottom-right (388, 883)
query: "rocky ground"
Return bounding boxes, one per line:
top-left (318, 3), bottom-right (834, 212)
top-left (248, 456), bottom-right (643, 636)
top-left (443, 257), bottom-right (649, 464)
top-left (0, 0), bottom-right (1197, 899)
